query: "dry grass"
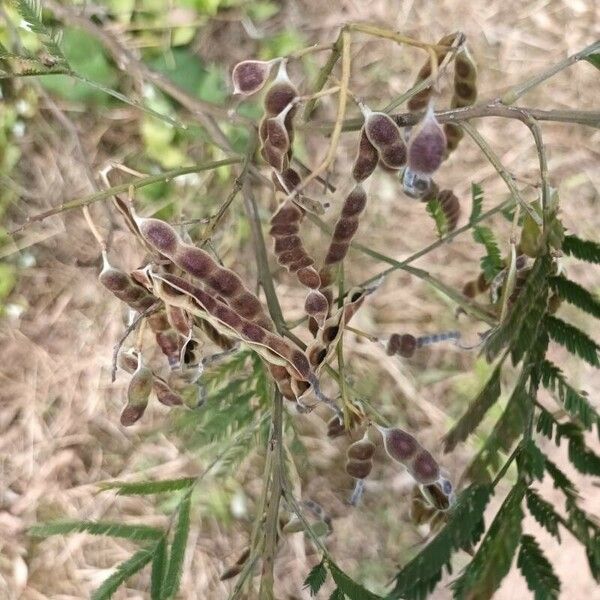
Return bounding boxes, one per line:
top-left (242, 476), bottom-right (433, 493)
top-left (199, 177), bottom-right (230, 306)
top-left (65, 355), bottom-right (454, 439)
top-left (1, 0), bottom-right (599, 598)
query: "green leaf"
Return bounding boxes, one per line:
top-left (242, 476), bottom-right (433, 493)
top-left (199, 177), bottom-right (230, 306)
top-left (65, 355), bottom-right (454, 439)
top-left (585, 537), bottom-right (600, 582)
top-left (304, 559), bottom-right (328, 596)
top-left (525, 489), bottom-right (561, 541)
top-left (443, 363), bottom-right (503, 452)
top-left (516, 440), bottom-right (545, 481)
top-left (327, 561), bottom-right (381, 600)
top-left (472, 226), bottom-right (503, 282)
top-left (91, 547), bottom-right (154, 600)
top-left (469, 183), bottom-right (484, 223)
top-left (151, 538), bottom-right (168, 600)
top-left (162, 493), bottom-right (191, 598)
top-left (388, 485), bottom-right (492, 600)
top-left (15, 0), bottom-right (66, 61)
top-left (549, 275), bottom-right (600, 318)
top-left (426, 198), bottom-right (448, 238)
top-left (544, 457), bottom-right (578, 499)
top-left (29, 520), bottom-right (163, 541)
top-left (584, 54), bottom-right (600, 71)
top-left (545, 315), bottom-right (599, 367)
top-left (464, 379), bottom-right (528, 482)
top-left (517, 534), bottom-right (561, 599)
top-left (539, 360), bottom-right (599, 434)
top-left (99, 477), bottom-right (196, 496)
top-left (562, 234), bottom-right (600, 264)
top-left (329, 589), bottom-right (346, 600)
top-left (451, 482), bottom-right (525, 600)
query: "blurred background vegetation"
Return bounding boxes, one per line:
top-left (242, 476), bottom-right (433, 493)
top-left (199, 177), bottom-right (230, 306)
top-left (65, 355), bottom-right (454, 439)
top-left (0, 0), bottom-right (598, 598)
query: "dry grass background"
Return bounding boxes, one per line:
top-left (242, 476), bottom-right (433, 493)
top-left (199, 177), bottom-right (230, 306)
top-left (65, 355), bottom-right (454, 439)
top-left (1, 0), bottom-right (599, 598)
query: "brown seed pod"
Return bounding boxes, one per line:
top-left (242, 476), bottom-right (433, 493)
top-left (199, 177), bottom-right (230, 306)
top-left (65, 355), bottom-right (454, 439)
top-left (135, 215), bottom-right (272, 330)
top-left (451, 46), bottom-right (478, 108)
top-left (345, 459), bottom-right (372, 479)
top-left (347, 435), bottom-right (376, 461)
top-left (407, 106), bottom-right (446, 176)
top-left (232, 59), bottom-right (276, 96)
top-left (352, 127), bottom-right (379, 182)
top-left (304, 289), bottom-right (329, 328)
top-left (437, 189), bottom-right (461, 232)
top-left (362, 108), bottom-right (406, 167)
top-left (327, 414), bottom-right (346, 438)
top-left (121, 358), bottom-right (153, 426)
top-left (462, 271), bottom-right (490, 298)
top-left (152, 377), bottom-right (184, 406)
top-left (264, 61), bottom-right (297, 116)
top-left (386, 333), bottom-right (417, 358)
top-left (380, 427), bottom-right (419, 463)
top-left (407, 32), bottom-right (461, 112)
top-left (443, 123), bottom-right (463, 154)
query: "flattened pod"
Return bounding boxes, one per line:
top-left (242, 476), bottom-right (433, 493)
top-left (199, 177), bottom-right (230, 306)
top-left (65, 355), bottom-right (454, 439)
top-left (352, 128), bottom-right (379, 182)
top-left (407, 106), bottom-right (446, 176)
top-left (386, 333), bottom-right (417, 358)
top-left (121, 359), bottom-right (153, 426)
top-left (379, 426), bottom-right (419, 463)
top-left (264, 61), bottom-right (297, 116)
top-left (232, 59), bottom-right (276, 96)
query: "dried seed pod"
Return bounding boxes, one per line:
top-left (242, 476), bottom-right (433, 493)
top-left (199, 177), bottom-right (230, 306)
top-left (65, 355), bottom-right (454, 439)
top-left (407, 32), bottom-right (461, 112)
top-left (421, 476), bottom-right (454, 511)
top-left (327, 414), bottom-right (346, 438)
top-left (261, 103), bottom-right (295, 172)
top-left (462, 271), bottom-right (490, 298)
top-left (443, 123), bottom-right (463, 154)
top-left (152, 377), bottom-right (184, 406)
top-left (121, 358), bottom-right (153, 426)
top-left (220, 563), bottom-right (243, 582)
top-left (345, 459), bottom-right (372, 479)
top-left (352, 127), bottom-right (379, 182)
top-left (304, 289), bottom-right (329, 328)
top-left (323, 184), bottom-right (368, 269)
top-left (386, 333), bottom-right (417, 357)
top-left (410, 449), bottom-right (440, 484)
top-left (264, 60), bottom-right (297, 116)
top-left (232, 59), bottom-right (277, 96)
top-left (438, 189), bottom-right (461, 232)
top-left (362, 107), bottom-right (406, 168)
top-left (117, 348), bottom-right (139, 373)
top-left (451, 46), bottom-right (478, 108)
top-left (380, 427), bottom-right (419, 463)
top-left (407, 106), bottom-right (446, 176)
top-left (347, 434), bottom-right (376, 461)
top-left (135, 215), bottom-right (272, 329)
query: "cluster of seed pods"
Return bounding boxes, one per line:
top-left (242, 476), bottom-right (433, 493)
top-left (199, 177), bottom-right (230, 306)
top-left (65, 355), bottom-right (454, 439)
top-left (385, 330), bottom-right (461, 358)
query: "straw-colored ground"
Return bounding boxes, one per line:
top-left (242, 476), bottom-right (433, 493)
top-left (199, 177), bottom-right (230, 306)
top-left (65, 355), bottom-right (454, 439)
top-left (1, 1), bottom-right (599, 598)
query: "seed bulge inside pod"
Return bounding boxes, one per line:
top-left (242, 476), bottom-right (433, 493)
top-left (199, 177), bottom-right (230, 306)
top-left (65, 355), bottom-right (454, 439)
top-left (137, 217), bottom-right (179, 256)
top-left (407, 106), bottom-right (446, 175)
top-left (383, 427), bottom-right (418, 462)
top-left (352, 128), bottom-right (379, 182)
top-left (364, 110), bottom-right (402, 149)
top-left (410, 449), bottom-right (440, 484)
top-left (345, 459), bottom-right (372, 479)
top-left (347, 437), bottom-right (376, 460)
top-left (264, 61), bottom-right (297, 116)
top-left (232, 59), bottom-right (275, 96)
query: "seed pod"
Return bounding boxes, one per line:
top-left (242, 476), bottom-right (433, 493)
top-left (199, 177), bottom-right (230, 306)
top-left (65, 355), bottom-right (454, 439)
top-left (407, 32), bottom-right (461, 112)
top-left (421, 477), bottom-right (454, 511)
top-left (410, 449), bottom-right (440, 484)
top-left (121, 358), bottom-right (153, 426)
top-left (152, 377), bottom-right (184, 406)
top-left (304, 289), bottom-right (329, 328)
top-left (380, 427), bottom-right (419, 463)
top-left (407, 106), bottom-right (446, 176)
top-left (261, 103), bottom-right (295, 172)
top-left (345, 459), bottom-right (372, 479)
top-left (386, 333), bottom-right (417, 357)
top-left (352, 128), bottom-right (379, 182)
top-left (135, 215), bottom-right (272, 329)
top-left (462, 271), bottom-right (490, 298)
top-left (362, 107), bottom-right (406, 168)
top-left (232, 59), bottom-right (276, 96)
top-left (452, 46), bottom-right (478, 108)
top-left (347, 434), bottom-right (376, 461)
top-left (117, 348), bottom-right (139, 373)
top-left (327, 414), bottom-right (345, 438)
top-left (220, 563), bottom-right (243, 581)
top-left (443, 123), bottom-right (463, 154)
top-left (438, 189), bottom-right (461, 232)
top-left (410, 486), bottom-right (436, 525)
top-left (264, 60), bottom-right (297, 116)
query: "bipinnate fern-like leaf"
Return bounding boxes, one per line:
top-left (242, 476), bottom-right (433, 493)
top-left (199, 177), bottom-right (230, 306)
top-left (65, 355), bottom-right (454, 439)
top-left (517, 534), bottom-right (561, 600)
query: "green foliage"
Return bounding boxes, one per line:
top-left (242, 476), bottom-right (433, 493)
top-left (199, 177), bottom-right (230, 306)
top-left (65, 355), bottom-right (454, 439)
top-left (162, 492), bottom-right (192, 598)
top-left (517, 534), bottom-right (561, 600)
top-left (516, 439), bottom-right (545, 481)
top-left (443, 362), bottom-right (503, 452)
top-left (327, 560), bottom-right (381, 600)
top-left (561, 234), bottom-right (600, 263)
top-left (539, 359), bottom-right (599, 433)
top-left (586, 53), bottom-right (600, 70)
top-left (151, 538), bottom-right (168, 600)
top-left (99, 477), bottom-right (196, 496)
top-left (549, 275), bottom-right (600, 318)
top-left (525, 488), bottom-right (561, 541)
top-left (469, 183), bottom-right (484, 223)
top-left (29, 520), bottom-right (164, 541)
top-left (388, 485), bottom-right (492, 599)
top-left (304, 559), bottom-right (328, 595)
top-left (15, 0), bottom-right (66, 63)
top-left (472, 226), bottom-right (503, 283)
top-left (451, 482), bottom-right (525, 600)
top-left (426, 198), bottom-right (449, 238)
top-left (544, 315), bottom-right (599, 367)
top-left (329, 589), bottom-right (347, 600)
top-left (91, 546), bottom-right (154, 600)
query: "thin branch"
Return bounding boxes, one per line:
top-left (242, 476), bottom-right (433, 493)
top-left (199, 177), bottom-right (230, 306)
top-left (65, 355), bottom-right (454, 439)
top-left (10, 158), bottom-right (242, 235)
